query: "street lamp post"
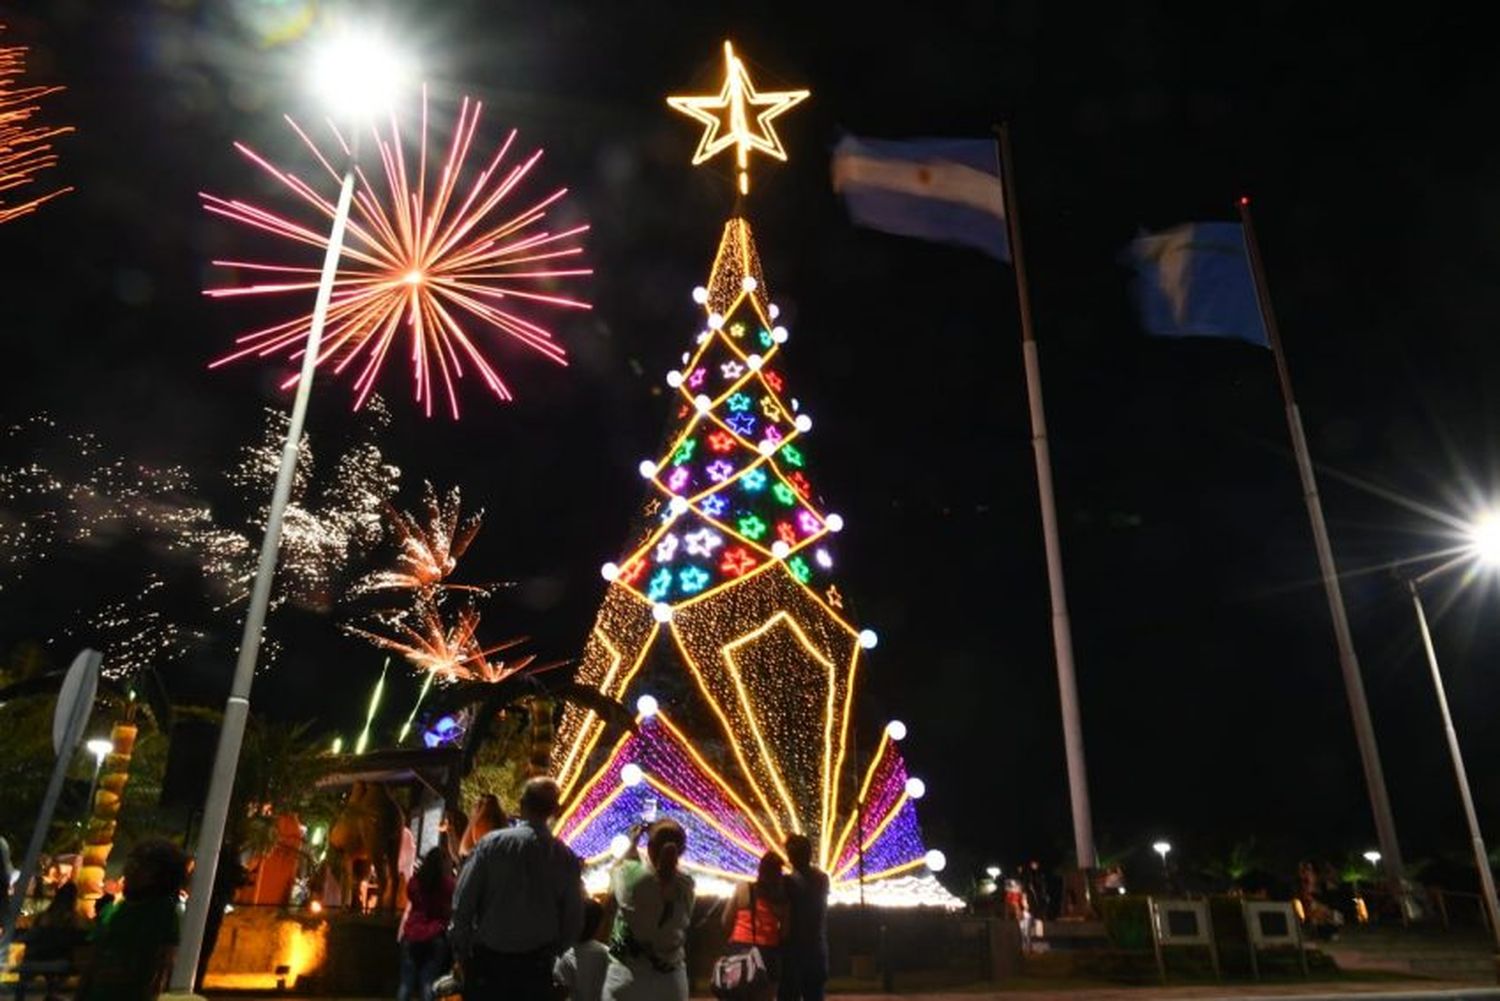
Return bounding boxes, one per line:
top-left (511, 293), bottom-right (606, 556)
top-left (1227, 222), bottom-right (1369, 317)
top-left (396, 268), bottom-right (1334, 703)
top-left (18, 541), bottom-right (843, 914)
top-left (1405, 570), bottom-right (1500, 967)
top-left (80, 738), bottom-right (113, 846)
top-left (167, 30), bottom-right (408, 995)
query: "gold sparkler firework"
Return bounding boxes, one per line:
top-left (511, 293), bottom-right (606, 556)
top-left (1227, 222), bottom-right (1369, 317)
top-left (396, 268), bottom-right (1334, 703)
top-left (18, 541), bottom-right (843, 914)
top-left (0, 25), bottom-right (72, 224)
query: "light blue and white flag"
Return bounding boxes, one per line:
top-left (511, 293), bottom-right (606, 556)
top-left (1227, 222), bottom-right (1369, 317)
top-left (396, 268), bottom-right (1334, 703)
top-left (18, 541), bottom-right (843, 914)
top-left (831, 135), bottom-right (1009, 261)
top-left (1129, 222), bottom-right (1268, 347)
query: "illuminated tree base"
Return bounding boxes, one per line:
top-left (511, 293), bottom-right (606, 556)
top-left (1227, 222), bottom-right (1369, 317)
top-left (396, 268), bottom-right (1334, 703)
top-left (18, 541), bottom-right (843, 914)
top-left (552, 218), bottom-right (958, 909)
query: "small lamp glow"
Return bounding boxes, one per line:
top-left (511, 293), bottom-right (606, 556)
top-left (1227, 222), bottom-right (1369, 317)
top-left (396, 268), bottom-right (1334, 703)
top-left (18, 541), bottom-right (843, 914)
top-left (668, 496), bottom-right (689, 516)
top-left (794, 414), bottom-right (812, 433)
top-left (86, 738), bottom-right (114, 762)
top-left (638, 460), bottom-right (658, 479)
top-left (985, 865), bottom-right (1002, 880)
top-left (757, 440), bottom-right (776, 456)
top-left (666, 370), bottom-right (683, 388)
top-left (636, 695), bottom-right (660, 718)
top-left (905, 777), bottom-right (927, 800)
top-left (925, 849), bottom-right (947, 873)
top-left (771, 540), bottom-right (790, 559)
top-left (692, 286), bottom-right (709, 304)
top-left (621, 763), bottom-right (645, 787)
top-left (858, 628), bottom-right (879, 649)
top-left (771, 325), bottom-right (788, 344)
top-left (600, 562), bottom-right (620, 582)
top-left (694, 394), bottom-right (712, 412)
top-left (885, 720), bottom-right (907, 741)
top-left (742, 275), bottom-right (758, 292)
top-left (1363, 849), bottom-right (1382, 866)
top-left (707, 312), bottom-right (724, 330)
top-left (768, 303), bottom-right (780, 320)
top-left (1152, 840), bottom-right (1172, 861)
top-left (825, 514), bottom-right (844, 533)
top-left (652, 602), bottom-right (674, 623)
top-left (746, 354), bottom-right (763, 370)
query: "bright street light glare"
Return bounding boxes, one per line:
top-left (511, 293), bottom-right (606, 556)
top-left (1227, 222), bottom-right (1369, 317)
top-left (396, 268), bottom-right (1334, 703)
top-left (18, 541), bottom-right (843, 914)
top-left (309, 29), bottom-right (412, 118)
top-left (1470, 513), bottom-right (1500, 566)
top-left (1363, 849), bottom-right (1382, 865)
top-left (1152, 840), bottom-right (1172, 858)
top-left (85, 738), bottom-right (113, 760)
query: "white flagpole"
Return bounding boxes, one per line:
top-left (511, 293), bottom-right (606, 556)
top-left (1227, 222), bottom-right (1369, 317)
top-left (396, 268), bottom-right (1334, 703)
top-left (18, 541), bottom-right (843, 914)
top-left (996, 124), bottom-right (1096, 874)
top-left (1237, 197), bottom-right (1411, 913)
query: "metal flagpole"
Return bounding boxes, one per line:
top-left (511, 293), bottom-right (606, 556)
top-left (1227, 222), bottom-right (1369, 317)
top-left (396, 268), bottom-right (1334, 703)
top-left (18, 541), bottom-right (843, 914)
top-left (995, 124), bottom-right (1096, 873)
top-left (1237, 197), bottom-right (1410, 911)
top-left (169, 159), bottom-right (359, 993)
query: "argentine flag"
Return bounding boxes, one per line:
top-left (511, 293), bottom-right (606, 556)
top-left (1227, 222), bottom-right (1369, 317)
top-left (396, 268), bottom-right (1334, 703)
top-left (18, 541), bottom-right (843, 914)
top-left (832, 135), bottom-right (1009, 261)
top-left (1129, 223), bottom-right (1269, 347)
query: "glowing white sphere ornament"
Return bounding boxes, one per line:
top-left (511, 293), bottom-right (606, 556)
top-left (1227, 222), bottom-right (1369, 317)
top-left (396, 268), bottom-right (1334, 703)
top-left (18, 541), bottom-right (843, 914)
top-left (621, 763), bottom-right (644, 787)
top-left (694, 394), bottom-right (713, 412)
top-left (815, 548), bottom-right (833, 569)
top-left (757, 440), bottom-right (776, 456)
top-left (708, 312), bottom-right (725, 330)
top-left (771, 325), bottom-right (789, 344)
top-left (858, 628), bottom-right (879, 650)
top-left (601, 562), bottom-right (620, 582)
top-left (742, 275), bottom-right (758, 292)
top-left (826, 514), bottom-right (845, 533)
top-left (925, 849), bottom-right (948, 873)
top-left (666, 370), bottom-right (684, 388)
top-left (692, 286), bottom-right (709, 304)
top-left (638, 460), bottom-right (658, 479)
top-left (636, 695), bottom-right (660, 718)
top-left (669, 496), bottom-right (689, 516)
top-left (769, 303), bottom-right (781, 319)
top-left (886, 720), bottom-right (908, 741)
top-left (610, 833), bottom-right (632, 859)
top-left (794, 414), bottom-right (812, 433)
top-left (905, 777), bottom-right (927, 800)
top-left (746, 354), bottom-right (763, 370)
top-left (771, 540), bottom-right (791, 559)
top-left (652, 602), bottom-right (674, 624)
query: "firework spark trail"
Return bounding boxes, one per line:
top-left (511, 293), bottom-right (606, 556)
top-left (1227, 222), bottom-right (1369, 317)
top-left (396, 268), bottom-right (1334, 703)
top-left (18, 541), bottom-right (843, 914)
top-left (0, 25), bottom-right (72, 224)
top-left (202, 91), bottom-right (591, 418)
top-left (198, 400), bottom-right (400, 610)
top-left (63, 574), bottom-right (206, 681)
top-left (353, 481), bottom-right (485, 598)
top-left (344, 599), bottom-right (534, 685)
top-left (0, 416), bottom-right (208, 590)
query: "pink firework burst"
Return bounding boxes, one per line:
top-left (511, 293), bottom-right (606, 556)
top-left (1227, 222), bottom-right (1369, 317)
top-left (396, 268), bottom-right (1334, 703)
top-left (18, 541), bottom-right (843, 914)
top-left (201, 93), bottom-right (591, 418)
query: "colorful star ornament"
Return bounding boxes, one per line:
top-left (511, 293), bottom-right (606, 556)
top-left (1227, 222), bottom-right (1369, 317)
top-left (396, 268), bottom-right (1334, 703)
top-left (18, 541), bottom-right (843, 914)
top-left (666, 41), bottom-right (809, 196)
top-left (554, 68), bottom-right (956, 906)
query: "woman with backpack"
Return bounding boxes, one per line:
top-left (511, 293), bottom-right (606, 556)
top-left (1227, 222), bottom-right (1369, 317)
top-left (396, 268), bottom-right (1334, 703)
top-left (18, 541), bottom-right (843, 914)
top-left (716, 852), bottom-right (788, 1001)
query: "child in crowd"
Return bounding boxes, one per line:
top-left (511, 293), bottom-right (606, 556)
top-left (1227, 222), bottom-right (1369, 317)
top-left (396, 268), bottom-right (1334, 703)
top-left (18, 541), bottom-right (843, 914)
top-left (554, 898), bottom-right (609, 1001)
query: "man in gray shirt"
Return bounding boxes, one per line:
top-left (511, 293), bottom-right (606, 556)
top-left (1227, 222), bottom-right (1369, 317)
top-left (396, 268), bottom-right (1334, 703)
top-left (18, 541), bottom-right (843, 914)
top-left (451, 776), bottom-right (584, 1001)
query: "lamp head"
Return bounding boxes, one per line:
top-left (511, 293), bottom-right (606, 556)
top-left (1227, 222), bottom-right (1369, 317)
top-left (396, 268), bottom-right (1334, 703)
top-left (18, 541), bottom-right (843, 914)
top-left (1152, 840), bottom-right (1172, 858)
top-left (85, 737), bottom-right (113, 761)
top-left (1363, 849), bottom-right (1382, 865)
top-left (1470, 513), bottom-right (1500, 567)
top-left (309, 28), bottom-right (412, 119)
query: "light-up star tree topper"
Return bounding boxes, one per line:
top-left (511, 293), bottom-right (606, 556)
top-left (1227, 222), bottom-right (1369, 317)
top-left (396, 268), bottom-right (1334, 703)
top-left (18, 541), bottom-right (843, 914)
top-left (552, 43), bottom-right (955, 907)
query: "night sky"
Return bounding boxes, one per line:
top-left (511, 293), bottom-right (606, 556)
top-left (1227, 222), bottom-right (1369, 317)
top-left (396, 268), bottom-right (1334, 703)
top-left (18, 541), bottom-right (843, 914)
top-left (5, 2), bottom-right (1500, 888)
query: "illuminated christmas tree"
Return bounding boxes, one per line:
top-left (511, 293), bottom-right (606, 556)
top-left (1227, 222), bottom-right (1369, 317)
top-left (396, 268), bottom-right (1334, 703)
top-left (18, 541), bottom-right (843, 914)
top-left (551, 44), bottom-right (956, 907)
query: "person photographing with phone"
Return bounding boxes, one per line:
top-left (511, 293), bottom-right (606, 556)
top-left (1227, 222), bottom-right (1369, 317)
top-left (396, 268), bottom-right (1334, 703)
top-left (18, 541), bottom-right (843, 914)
top-left (602, 819), bottom-right (694, 1001)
